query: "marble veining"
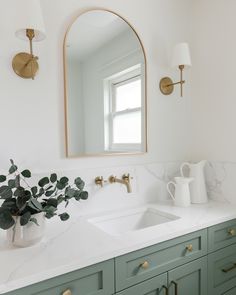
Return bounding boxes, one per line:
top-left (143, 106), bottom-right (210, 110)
top-left (205, 161), bottom-right (236, 204)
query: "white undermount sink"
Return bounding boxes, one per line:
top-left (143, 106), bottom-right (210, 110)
top-left (88, 207), bottom-right (180, 236)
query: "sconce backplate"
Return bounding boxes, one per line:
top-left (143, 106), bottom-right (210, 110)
top-left (12, 52), bottom-right (39, 79)
top-left (159, 77), bottom-right (174, 95)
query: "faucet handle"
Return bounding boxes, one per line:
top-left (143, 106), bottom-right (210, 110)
top-left (95, 176), bottom-right (106, 187)
top-left (122, 174), bottom-right (133, 181)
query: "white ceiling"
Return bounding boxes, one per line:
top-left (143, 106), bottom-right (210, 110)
top-left (66, 11), bottom-right (132, 61)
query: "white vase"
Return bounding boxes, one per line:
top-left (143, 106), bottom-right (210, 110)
top-left (180, 160), bottom-right (208, 204)
top-left (6, 212), bottom-right (45, 247)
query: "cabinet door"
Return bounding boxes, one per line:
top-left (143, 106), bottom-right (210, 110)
top-left (117, 273), bottom-right (168, 295)
top-left (168, 257), bottom-right (207, 295)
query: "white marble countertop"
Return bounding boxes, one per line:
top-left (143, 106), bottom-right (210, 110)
top-left (1, 200), bottom-right (236, 294)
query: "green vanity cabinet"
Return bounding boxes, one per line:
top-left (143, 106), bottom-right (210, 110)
top-left (4, 259), bottom-right (114, 295)
top-left (4, 218), bottom-right (236, 295)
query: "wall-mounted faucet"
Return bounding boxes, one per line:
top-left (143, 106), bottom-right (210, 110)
top-left (109, 174), bottom-right (132, 193)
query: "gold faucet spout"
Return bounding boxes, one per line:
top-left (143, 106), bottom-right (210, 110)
top-left (109, 174), bottom-right (132, 193)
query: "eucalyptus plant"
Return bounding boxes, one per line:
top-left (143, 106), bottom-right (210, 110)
top-left (0, 160), bottom-right (88, 230)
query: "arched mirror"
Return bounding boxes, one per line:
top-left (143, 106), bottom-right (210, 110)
top-left (64, 10), bottom-right (147, 157)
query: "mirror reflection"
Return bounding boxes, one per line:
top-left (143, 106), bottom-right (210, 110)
top-left (64, 10), bottom-right (147, 157)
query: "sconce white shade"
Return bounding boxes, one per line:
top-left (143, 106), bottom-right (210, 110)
top-left (171, 42), bottom-right (191, 68)
top-left (15, 0), bottom-right (46, 42)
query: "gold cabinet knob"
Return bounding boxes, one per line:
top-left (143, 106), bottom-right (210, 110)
top-left (228, 229), bottom-right (236, 236)
top-left (140, 261), bottom-right (149, 269)
top-left (62, 289), bottom-right (72, 295)
top-left (186, 244), bottom-right (193, 252)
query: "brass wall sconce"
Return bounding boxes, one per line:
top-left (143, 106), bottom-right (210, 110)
top-left (12, 0), bottom-right (46, 79)
top-left (159, 43), bottom-right (191, 97)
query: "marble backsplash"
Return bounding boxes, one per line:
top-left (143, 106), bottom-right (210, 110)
top-left (1, 160), bottom-right (235, 215)
top-left (205, 161), bottom-right (236, 204)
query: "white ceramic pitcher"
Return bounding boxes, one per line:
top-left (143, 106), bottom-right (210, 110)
top-left (167, 177), bottom-right (193, 207)
top-left (180, 160), bottom-right (208, 204)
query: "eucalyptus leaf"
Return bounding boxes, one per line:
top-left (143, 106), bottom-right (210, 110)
top-left (15, 174), bottom-right (20, 188)
top-left (9, 164), bottom-right (18, 174)
top-left (0, 208), bottom-right (15, 230)
top-left (45, 190), bottom-right (54, 197)
top-left (0, 186), bottom-right (12, 199)
top-left (80, 191), bottom-right (88, 200)
top-left (2, 199), bottom-right (17, 210)
top-left (21, 170), bottom-right (31, 178)
top-left (31, 186), bottom-right (38, 196)
top-left (14, 187), bottom-right (25, 198)
top-left (56, 181), bottom-right (65, 190)
top-left (28, 199), bottom-right (43, 211)
top-left (65, 188), bottom-right (76, 199)
top-left (8, 179), bottom-right (16, 189)
top-left (50, 173), bottom-right (57, 183)
top-left (38, 177), bottom-right (49, 187)
top-left (20, 212), bottom-right (31, 226)
top-left (60, 177), bottom-right (69, 185)
top-left (74, 190), bottom-right (81, 201)
top-left (44, 206), bottom-right (57, 219)
top-left (16, 195), bottom-right (29, 210)
top-left (0, 175), bottom-right (6, 183)
top-left (59, 213), bottom-right (70, 221)
top-left (74, 177), bottom-right (85, 190)
top-left (57, 195), bottom-right (65, 204)
top-left (46, 198), bottom-right (58, 208)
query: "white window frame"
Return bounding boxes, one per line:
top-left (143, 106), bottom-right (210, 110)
top-left (105, 65), bottom-right (143, 152)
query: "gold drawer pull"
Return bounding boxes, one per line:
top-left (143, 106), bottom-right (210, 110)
top-left (222, 263), bottom-right (236, 273)
top-left (228, 229), bottom-right (236, 236)
top-left (162, 285), bottom-right (169, 295)
top-left (140, 261), bottom-right (149, 269)
top-left (171, 281), bottom-right (178, 295)
top-left (186, 244), bottom-right (193, 252)
top-left (62, 290), bottom-right (72, 295)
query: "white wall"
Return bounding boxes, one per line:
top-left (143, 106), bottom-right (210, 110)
top-left (0, 0), bottom-right (193, 172)
top-left (189, 0), bottom-right (236, 162)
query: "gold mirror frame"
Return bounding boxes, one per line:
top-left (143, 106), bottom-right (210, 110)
top-left (63, 8), bottom-right (147, 158)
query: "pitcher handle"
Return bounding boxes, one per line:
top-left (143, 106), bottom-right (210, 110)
top-left (180, 162), bottom-right (190, 177)
top-left (167, 181), bottom-right (176, 200)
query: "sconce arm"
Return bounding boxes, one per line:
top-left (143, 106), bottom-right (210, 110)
top-left (166, 80), bottom-right (185, 87)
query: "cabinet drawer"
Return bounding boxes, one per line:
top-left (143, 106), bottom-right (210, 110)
top-left (208, 244), bottom-right (236, 295)
top-left (116, 273), bottom-right (167, 295)
top-left (208, 219), bottom-right (236, 252)
top-left (115, 229), bottom-right (207, 291)
top-left (5, 260), bottom-right (114, 295)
